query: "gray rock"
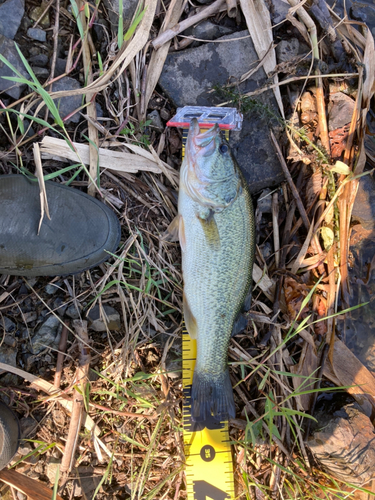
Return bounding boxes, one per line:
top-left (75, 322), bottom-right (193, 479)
top-left (0, 0), bottom-right (24, 40)
top-left (0, 35), bottom-right (30, 99)
top-left (53, 57), bottom-right (67, 77)
top-left (2, 334), bottom-right (16, 347)
top-left (276, 38), bottom-right (299, 63)
top-left (350, 1), bottom-right (375, 37)
top-left (352, 173), bottom-right (375, 230)
top-left (66, 303), bottom-right (81, 319)
top-left (31, 315), bottom-right (61, 354)
top-left (269, 0), bottom-right (290, 24)
top-left (158, 30), bottom-right (284, 193)
top-left (48, 76), bottom-right (82, 123)
top-left (87, 304), bottom-right (121, 332)
top-left (53, 297), bottom-right (68, 316)
top-left (102, 0), bottom-right (138, 33)
top-left (27, 27), bottom-right (46, 42)
top-left (0, 344), bottom-right (17, 367)
top-left (190, 20), bottom-right (233, 42)
top-left (29, 53), bottom-right (48, 66)
top-left (31, 66), bottom-right (49, 78)
top-left (44, 283), bottom-right (59, 295)
top-left (308, 404), bottom-right (375, 485)
top-left (0, 316), bottom-right (15, 332)
top-left (147, 109), bottom-right (163, 132)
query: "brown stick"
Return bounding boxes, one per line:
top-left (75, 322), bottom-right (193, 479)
top-left (0, 469), bottom-right (64, 500)
top-left (53, 324), bottom-right (68, 389)
top-left (60, 320), bottom-right (90, 475)
top-left (315, 84), bottom-right (330, 155)
top-left (152, 0), bottom-right (225, 50)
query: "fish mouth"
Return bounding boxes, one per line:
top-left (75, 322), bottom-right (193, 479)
top-left (186, 118), bottom-right (220, 160)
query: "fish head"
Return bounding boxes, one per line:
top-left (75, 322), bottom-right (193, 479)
top-left (181, 118), bottom-right (242, 211)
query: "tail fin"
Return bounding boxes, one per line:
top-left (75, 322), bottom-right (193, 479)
top-left (191, 369), bottom-right (235, 422)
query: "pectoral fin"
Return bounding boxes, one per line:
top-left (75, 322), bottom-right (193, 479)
top-left (183, 291), bottom-right (197, 339)
top-left (198, 214), bottom-right (220, 251)
top-left (179, 215), bottom-right (186, 253)
top-left (162, 215), bottom-right (180, 242)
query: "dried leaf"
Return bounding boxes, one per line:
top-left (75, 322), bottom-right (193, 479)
top-left (283, 277), bottom-right (309, 320)
top-left (289, 342), bottom-right (317, 411)
top-left (305, 169), bottom-right (322, 208)
top-left (329, 124), bottom-right (350, 159)
top-left (40, 136), bottom-right (164, 174)
top-left (33, 143), bottom-right (50, 235)
top-left (314, 295), bottom-right (327, 337)
top-left (320, 226), bottom-right (334, 250)
top-left (362, 28), bottom-right (375, 116)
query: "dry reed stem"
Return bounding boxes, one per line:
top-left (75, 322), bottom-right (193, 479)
top-left (78, 0), bottom-right (99, 196)
top-left (53, 324), bottom-right (68, 389)
top-left (225, 0), bottom-right (237, 18)
top-left (60, 320), bottom-right (90, 474)
top-left (152, 0), bottom-right (225, 49)
top-left (0, 469), bottom-right (64, 500)
top-left (272, 192), bottom-right (280, 269)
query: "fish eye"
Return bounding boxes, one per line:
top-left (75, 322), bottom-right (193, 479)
top-left (219, 144), bottom-right (228, 154)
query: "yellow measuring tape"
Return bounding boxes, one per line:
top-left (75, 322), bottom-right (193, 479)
top-left (182, 128), bottom-right (235, 500)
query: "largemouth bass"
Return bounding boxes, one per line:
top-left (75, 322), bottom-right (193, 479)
top-left (176, 119), bottom-right (255, 422)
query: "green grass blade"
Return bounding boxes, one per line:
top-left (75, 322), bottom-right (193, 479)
top-left (124, 6), bottom-right (146, 41)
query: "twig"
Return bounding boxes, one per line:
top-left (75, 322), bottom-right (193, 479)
top-left (60, 320), bottom-right (90, 475)
top-left (272, 192), bottom-right (280, 269)
top-left (53, 324), bottom-right (68, 389)
top-left (270, 131), bottom-right (310, 232)
top-left (49, 0), bottom-right (60, 83)
top-left (152, 0), bottom-right (225, 50)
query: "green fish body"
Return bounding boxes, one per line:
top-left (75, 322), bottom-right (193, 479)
top-left (177, 119), bottom-right (255, 422)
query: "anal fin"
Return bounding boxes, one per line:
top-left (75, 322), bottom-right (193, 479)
top-left (183, 291), bottom-right (197, 339)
